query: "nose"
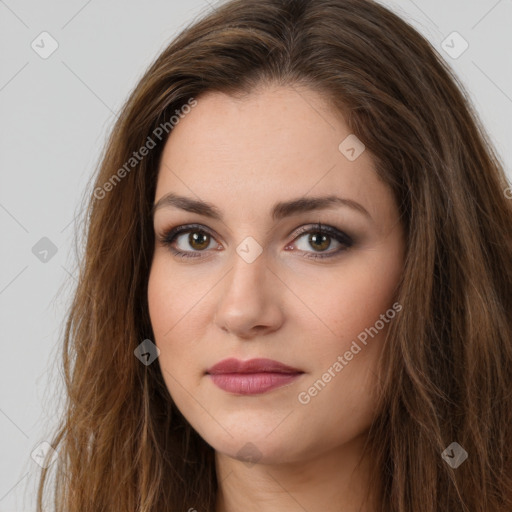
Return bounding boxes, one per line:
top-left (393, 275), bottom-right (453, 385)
top-left (213, 247), bottom-right (285, 340)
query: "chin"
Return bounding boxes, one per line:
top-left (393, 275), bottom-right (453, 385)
top-left (199, 423), bottom-right (308, 466)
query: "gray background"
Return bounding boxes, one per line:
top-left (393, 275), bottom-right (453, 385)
top-left (1, 0), bottom-right (511, 510)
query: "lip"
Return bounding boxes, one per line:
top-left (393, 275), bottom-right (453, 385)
top-left (207, 357), bottom-right (302, 375)
top-left (206, 358), bottom-right (304, 395)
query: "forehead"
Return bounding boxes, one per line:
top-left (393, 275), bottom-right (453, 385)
top-left (154, 86), bottom-right (393, 221)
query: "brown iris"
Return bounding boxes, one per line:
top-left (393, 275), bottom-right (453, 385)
top-left (188, 231), bottom-right (210, 250)
top-left (308, 232), bottom-right (331, 251)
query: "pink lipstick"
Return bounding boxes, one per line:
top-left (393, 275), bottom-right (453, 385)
top-left (206, 357), bottom-right (304, 395)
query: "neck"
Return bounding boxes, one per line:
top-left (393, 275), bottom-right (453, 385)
top-left (214, 432), bottom-right (380, 512)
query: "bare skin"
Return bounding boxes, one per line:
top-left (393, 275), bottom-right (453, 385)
top-left (148, 85), bottom-right (405, 512)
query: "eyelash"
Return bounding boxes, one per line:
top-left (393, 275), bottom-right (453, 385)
top-left (156, 222), bottom-right (354, 261)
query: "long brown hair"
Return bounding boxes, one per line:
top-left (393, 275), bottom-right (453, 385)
top-left (36, 0), bottom-right (512, 510)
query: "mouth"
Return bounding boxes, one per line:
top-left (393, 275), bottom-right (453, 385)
top-left (205, 358), bottom-right (304, 395)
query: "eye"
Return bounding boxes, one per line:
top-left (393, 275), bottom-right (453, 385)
top-left (156, 222), bottom-right (353, 260)
top-left (157, 223), bottom-right (219, 259)
top-left (288, 223), bottom-right (353, 260)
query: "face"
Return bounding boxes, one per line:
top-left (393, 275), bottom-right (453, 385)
top-left (148, 85), bottom-right (405, 465)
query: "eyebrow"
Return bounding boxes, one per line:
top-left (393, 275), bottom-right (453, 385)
top-left (151, 192), bottom-right (372, 221)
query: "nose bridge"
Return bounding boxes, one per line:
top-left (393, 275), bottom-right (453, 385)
top-left (213, 238), bottom-right (283, 336)
top-left (226, 238), bottom-right (269, 296)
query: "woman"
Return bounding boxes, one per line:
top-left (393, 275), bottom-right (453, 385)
top-left (36, 0), bottom-right (512, 510)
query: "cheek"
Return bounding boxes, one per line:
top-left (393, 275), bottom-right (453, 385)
top-left (294, 248), bottom-right (402, 351)
top-left (147, 256), bottom-right (211, 391)
top-left (148, 261), bottom-right (215, 441)
top-left (147, 261), bottom-right (172, 340)
top-left (291, 245), bottom-right (402, 418)
top-left (147, 255), bottom-right (205, 341)
top-left (147, 259), bottom-right (190, 374)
